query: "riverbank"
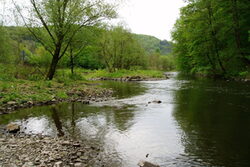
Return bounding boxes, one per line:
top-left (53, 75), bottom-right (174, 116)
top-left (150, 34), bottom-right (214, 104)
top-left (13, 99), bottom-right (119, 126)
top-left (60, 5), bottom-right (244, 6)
top-left (0, 80), bottom-right (113, 115)
top-left (83, 69), bottom-right (166, 81)
top-left (0, 133), bottom-right (108, 167)
top-left (0, 68), bottom-right (166, 114)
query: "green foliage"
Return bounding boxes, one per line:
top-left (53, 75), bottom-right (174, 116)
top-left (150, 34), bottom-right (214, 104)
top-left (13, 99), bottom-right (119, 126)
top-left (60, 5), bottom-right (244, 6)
top-left (134, 34), bottom-right (172, 55)
top-left (172, 0), bottom-right (250, 78)
top-left (55, 91), bottom-right (68, 99)
top-left (99, 26), bottom-right (147, 72)
top-left (27, 46), bottom-right (51, 68)
top-left (239, 71), bottom-right (248, 77)
top-left (160, 55), bottom-right (176, 71)
top-left (0, 26), bottom-right (15, 63)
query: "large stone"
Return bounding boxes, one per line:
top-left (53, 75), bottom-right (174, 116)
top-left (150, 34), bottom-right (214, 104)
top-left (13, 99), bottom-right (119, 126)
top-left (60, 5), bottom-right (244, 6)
top-left (7, 101), bottom-right (17, 105)
top-left (138, 160), bottom-right (160, 167)
top-left (6, 123), bottom-right (20, 133)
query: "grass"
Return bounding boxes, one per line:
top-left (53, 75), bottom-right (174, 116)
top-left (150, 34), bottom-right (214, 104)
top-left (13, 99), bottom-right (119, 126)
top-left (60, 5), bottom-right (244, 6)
top-left (0, 63), bottom-right (165, 105)
top-left (0, 78), bottom-right (112, 106)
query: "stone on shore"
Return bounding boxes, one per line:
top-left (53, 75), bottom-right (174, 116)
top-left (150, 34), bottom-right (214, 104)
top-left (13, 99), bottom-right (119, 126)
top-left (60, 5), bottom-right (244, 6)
top-left (0, 133), bottom-right (119, 166)
top-left (6, 123), bottom-right (20, 133)
top-left (54, 161), bottom-right (63, 167)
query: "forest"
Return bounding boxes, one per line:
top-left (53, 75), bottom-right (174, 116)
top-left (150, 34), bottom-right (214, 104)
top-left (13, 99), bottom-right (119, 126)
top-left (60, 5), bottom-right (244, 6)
top-left (172, 0), bottom-right (250, 78)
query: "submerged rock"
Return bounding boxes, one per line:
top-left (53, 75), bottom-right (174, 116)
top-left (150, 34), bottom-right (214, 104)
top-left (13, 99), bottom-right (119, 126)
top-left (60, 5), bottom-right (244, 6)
top-left (152, 100), bottom-right (162, 104)
top-left (148, 100), bottom-right (162, 104)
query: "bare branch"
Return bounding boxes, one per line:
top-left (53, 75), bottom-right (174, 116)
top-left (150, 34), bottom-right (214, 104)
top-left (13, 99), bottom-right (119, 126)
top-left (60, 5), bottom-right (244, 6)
top-left (12, 0), bottom-right (54, 55)
top-left (30, 0), bottom-right (56, 45)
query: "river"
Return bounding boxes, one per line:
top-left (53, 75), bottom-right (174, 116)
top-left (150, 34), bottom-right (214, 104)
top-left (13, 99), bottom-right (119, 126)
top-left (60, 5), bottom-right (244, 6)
top-left (1, 72), bottom-right (250, 167)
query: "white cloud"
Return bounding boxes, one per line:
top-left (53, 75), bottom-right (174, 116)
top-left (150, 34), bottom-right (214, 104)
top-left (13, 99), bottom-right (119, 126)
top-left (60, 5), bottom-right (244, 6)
top-left (117, 0), bottom-right (186, 40)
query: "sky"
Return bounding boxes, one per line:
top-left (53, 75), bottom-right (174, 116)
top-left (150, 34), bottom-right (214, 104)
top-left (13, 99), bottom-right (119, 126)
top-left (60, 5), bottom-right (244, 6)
top-left (116, 0), bottom-right (186, 40)
top-left (1, 0), bottom-right (186, 41)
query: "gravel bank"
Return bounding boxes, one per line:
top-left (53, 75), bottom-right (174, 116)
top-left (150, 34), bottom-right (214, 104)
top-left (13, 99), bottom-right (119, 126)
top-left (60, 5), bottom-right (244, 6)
top-left (0, 133), bottom-right (117, 167)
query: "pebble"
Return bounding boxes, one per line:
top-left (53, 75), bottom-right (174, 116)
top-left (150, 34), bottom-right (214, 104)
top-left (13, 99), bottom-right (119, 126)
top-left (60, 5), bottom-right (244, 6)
top-left (5, 123), bottom-right (20, 133)
top-left (74, 162), bottom-right (84, 167)
top-left (54, 161), bottom-right (63, 167)
top-left (0, 133), bottom-right (109, 166)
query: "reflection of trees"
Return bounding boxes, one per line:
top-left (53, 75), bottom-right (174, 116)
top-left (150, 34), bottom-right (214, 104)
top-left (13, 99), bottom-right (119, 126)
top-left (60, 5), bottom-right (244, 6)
top-left (102, 81), bottom-right (146, 99)
top-left (173, 79), bottom-right (250, 167)
top-left (71, 103), bottom-right (76, 138)
top-left (48, 102), bottom-right (136, 138)
top-left (51, 106), bottom-right (65, 137)
top-left (103, 105), bottom-right (136, 131)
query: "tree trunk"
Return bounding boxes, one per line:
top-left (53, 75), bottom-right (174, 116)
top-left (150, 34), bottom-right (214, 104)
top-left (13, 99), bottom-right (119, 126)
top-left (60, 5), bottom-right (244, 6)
top-left (70, 48), bottom-right (74, 74)
top-left (231, 0), bottom-right (243, 58)
top-left (47, 55), bottom-right (59, 80)
top-left (47, 57), bottom-right (59, 80)
top-left (46, 45), bottom-right (61, 80)
top-left (207, 3), bottom-right (226, 74)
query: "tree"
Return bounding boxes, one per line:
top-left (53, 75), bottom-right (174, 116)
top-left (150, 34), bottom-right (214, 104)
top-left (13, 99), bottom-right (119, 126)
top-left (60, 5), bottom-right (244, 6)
top-left (172, 0), bottom-right (250, 77)
top-left (67, 26), bottom-right (101, 74)
top-left (14, 0), bottom-right (117, 80)
top-left (99, 26), bottom-right (145, 72)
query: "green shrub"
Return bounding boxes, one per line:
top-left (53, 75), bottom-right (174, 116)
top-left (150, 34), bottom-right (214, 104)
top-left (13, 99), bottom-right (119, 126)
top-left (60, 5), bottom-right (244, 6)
top-left (56, 91), bottom-right (68, 99)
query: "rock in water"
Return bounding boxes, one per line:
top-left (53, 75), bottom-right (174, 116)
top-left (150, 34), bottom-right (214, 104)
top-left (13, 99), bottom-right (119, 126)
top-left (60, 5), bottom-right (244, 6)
top-left (152, 100), bottom-right (162, 104)
top-left (138, 160), bottom-right (160, 167)
top-left (6, 123), bottom-right (20, 133)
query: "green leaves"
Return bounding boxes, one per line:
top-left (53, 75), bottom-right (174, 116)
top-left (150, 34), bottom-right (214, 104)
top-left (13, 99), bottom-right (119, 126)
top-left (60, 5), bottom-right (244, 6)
top-left (172, 0), bottom-right (250, 77)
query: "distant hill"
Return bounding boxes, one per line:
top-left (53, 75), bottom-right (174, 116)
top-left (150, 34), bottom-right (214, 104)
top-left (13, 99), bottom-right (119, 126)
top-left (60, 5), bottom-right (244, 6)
top-left (133, 34), bottom-right (172, 55)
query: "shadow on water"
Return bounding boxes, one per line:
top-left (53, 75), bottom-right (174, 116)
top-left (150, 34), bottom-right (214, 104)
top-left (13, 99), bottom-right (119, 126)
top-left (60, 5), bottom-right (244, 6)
top-left (173, 75), bottom-right (250, 167)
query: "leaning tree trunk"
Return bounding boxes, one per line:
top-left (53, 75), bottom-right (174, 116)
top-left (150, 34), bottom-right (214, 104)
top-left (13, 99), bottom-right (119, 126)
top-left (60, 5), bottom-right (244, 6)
top-left (46, 45), bottom-right (61, 80)
top-left (46, 56), bottom-right (59, 80)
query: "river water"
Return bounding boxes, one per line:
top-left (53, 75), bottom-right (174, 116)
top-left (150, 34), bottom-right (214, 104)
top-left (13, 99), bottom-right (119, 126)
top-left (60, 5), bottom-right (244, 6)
top-left (1, 72), bottom-right (250, 167)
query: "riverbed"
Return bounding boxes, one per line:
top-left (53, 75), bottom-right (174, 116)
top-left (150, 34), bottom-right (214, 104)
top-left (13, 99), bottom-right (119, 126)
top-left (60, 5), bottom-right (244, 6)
top-left (1, 72), bottom-right (250, 167)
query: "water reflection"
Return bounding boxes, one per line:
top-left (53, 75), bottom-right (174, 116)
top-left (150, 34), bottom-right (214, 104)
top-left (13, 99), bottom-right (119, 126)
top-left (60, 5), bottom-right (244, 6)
top-left (101, 81), bottom-right (147, 99)
top-left (51, 107), bottom-right (65, 137)
top-left (173, 77), bottom-right (250, 167)
top-left (0, 103), bottom-right (138, 138)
